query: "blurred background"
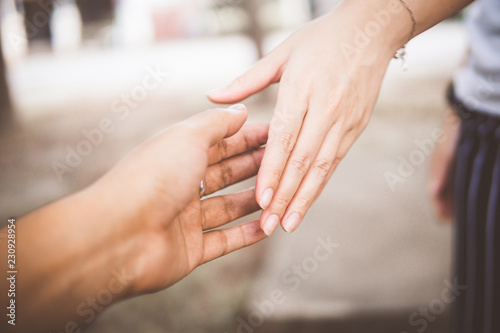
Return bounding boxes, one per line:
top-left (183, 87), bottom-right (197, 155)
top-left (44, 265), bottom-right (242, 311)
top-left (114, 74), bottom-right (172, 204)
top-left (0, 0), bottom-right (468, 332)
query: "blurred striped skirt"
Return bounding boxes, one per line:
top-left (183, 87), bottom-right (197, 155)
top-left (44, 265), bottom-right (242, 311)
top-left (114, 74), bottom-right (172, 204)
top-left (449, 86), bottom-right (500, 333)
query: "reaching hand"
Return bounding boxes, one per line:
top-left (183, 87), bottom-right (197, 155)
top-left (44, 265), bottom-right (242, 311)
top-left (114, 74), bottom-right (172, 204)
top-left (93, 105), bottom-right (269, 294)
top-left (208, 1), bottom-right (409, 234)
top-left (10, 105), bottom-right (270, 333)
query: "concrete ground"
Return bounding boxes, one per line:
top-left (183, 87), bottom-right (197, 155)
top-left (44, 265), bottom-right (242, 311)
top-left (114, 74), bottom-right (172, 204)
top-left (0, 23), bottom-right (467, 332)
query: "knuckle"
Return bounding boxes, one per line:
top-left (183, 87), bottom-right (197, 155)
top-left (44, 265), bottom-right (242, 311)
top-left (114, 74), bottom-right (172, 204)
top-left (295, 193), bottom-right (313, 208)
top-left (238, 224), bottom-right (249, 247)
top-left (289, 154), bottom-right (312, 175)
top-left (217, 139), bottom-right (229, 160)
top-left (272, 193), bottom-right (290, 210)
top-left (223, 196), bottom-right (237, 219)
top-left (341, 118), bottom-right (356, 133)
top-left (201, 208), bottom-right (209, 228)
top-left (283, 72), bottom-right (311, 94)
top-left (219, 161), bottom-right (233, 187)
top-left (323, 88), bottom-right (347, 111)
top-left (325, 97), bottom-right (342, 116)
top-left (237, 224), bottom-right (248, 246)
top-left (241, 128), bottom-right (251, 150)
top-left (311, 159), bottom-right (332, 178)
top-left (330, 156), bottom-right (343, 172)
top-left (275, 132), bottom-right (296, 154)
top-left (218, 231), bottom-right (230, 255)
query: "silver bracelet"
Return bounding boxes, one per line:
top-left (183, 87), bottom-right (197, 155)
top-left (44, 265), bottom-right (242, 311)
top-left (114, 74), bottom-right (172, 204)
top-left (394, 0), bottom-right (417, 71)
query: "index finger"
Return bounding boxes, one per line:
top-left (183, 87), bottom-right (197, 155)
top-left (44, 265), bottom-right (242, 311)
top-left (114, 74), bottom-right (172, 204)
top-left (256, 82), bottom-right (307, 209)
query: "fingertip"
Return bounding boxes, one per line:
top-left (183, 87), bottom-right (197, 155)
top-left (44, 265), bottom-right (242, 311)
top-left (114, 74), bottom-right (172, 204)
top-left (189, 106), bottom-right (248, 147)
top-left (206, 87), bottom-right (243, 104)
top-left (226, 103), bottom-right (247, 113)
top-left (255, 167), bottom-right (277, 211)
top-left (206, 88), bottom-right (229, 102)
top-left (282, 212), bottom-right (301, 233)
top-left (243, 220), bottom-right (268, 240)
top-left (219, 103), bottom-right (248, 127)
top-left (262, 214), bottom-right (280, 236)
top-left (259, 188), bottom-right (274, 210)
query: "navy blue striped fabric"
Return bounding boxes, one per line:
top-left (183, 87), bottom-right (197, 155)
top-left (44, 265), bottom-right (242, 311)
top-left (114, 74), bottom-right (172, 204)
top-left (450, 87), bottom-right (500, 333)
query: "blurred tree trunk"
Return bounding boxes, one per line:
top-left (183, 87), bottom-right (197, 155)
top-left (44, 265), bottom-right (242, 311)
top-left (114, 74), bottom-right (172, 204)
top-left (22, 0), bottom-right (54, 47)
top-left (0, 31), bottom-right (12, 122)
top-left (242, 0), bottom-right (264, 59)
top-left (75, 0), bottom-right (114, 41)
top-left (308, 0), bottom-right (317, 17)
top-left (75, 0), bottom-right (114, 23)
top-left (242, 0), bottom-right (273, 102)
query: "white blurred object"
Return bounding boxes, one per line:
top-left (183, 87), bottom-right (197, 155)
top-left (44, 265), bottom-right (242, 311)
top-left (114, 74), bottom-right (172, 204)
top-left (278, 0), bottom-right (311, 28)
top-left (1, 0), bottom-right (28, 64)
top-left (311, 0), bottom-right (342, 16)
top-left (113, 0), bottom-right (154, 47)
top-left (51, 0), bottom-right (82, 54)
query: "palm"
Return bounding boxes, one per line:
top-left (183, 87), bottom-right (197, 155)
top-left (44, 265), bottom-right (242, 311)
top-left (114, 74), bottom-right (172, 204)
top-left (171, 199), bottom-right (205, 282)
top-left (128, 120), bottom-right (270, 294)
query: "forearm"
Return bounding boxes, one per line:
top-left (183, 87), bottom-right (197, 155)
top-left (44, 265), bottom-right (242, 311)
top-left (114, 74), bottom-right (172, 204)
top-left (333, 0), bottom-right (474, 58)
top-left (406, 0), bottom-right (474, 36)
top-left (1, 187), bottom-right (139, 332)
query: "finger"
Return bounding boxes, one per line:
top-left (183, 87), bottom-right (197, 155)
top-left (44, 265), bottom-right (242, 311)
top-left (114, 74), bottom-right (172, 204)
top-left (206, 49), bottom-right (287, 104)
top-left (259, 106), bottom-right (336, 232)
top-left (429, 179), bottom-right (454, 221)
top-left (200, 220), bottom-right (267, 265)
top-left (205, 148), bottom-right (264, 196)
top-left (178, 105), bottom-right (248, 149)
top-left (433, 196), bottom-right (453, 221)
top-left (280, 128), bottom-right (356, 233)
top-left (255, 79), bottom-right (308, 211)
top-left (201, 188), bottom-right (260, 230)
top-left (207, 123), bottom-right (269, 166)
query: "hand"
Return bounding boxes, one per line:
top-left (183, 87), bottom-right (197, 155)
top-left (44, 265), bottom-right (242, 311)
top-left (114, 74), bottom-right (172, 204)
top-left (208, 1), bottom-right (410, 234)
top-left (428, 107), bottom-right (460, 221)
top-left (9, 105), bottom-right (269, 332)
top-left (88, 104), bottom-right (269, 294)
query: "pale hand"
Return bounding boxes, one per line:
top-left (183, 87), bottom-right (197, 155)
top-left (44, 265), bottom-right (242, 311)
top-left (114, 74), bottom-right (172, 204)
top-left (208, 1), bottom-right (409, 234)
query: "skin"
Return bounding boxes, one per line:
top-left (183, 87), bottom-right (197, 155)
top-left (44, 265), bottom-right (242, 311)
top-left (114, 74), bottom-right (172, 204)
top-left (208, 0), bottom-right (474, 235)
top-left (0, 1), bottom-right (473, 330)
top-left (0, 105), bottom-right (269, 333)
top-left (428, 107), bottom-right (461, 221)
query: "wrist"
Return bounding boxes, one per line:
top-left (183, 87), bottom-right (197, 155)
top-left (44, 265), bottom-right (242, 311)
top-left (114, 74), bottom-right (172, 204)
top-left (333, 0), bottom-right (414, 60)
top-left (17, 187), bottom-right (139, 330)
top-left (74, 185), bottom-right (141, 297)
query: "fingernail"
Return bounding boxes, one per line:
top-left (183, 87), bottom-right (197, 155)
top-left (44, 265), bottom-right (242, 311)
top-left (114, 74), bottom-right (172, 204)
top-left (283, 213), bottom-right (301, 233)
top-left (226, 104), bottom-right (246, 112)
top-left (262, 214), bottom-right (280, 236)
top-left (259, 188), bottom-right (273, 209)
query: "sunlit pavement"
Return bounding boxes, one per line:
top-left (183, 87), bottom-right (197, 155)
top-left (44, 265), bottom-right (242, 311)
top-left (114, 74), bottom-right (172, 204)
top-left (0, 22), bottom-right (466, 332)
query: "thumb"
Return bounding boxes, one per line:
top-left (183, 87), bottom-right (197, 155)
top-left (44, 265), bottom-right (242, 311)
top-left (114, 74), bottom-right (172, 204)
top-left (207, 51), bottom-right (286, 104)
top-left (185, 104), bottom-right (249, 149)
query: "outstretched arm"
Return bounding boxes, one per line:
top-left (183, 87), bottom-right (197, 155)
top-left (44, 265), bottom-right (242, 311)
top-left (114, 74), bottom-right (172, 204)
top-left (0, 105), bottom-right (269, 333)
top-left (208, 0), bottom-right (474, 235)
